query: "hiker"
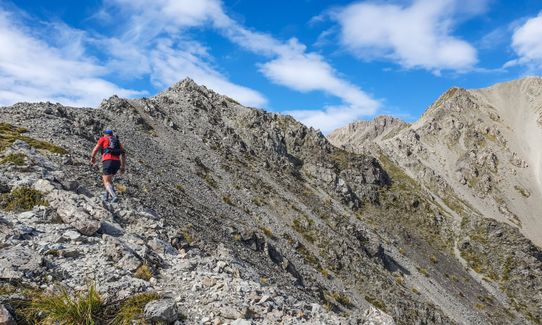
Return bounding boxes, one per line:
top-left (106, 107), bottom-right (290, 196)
top-left (90, 129), bottom-right (126, 203)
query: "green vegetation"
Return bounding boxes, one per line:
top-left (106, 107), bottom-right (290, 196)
top-left (115, 184), bottom-right (127, 193)
top-left (203, 173), bottom-right (218, 188)
top-left (0, 122), bottom-right (67, 154)
top-left (501, 256), bottom-right (515, 282)
top-left (416, 266), bottom-right (430, 277)
top-left (134, 264), bottom-right (153, 281)
top-left (260, 226), bottom-right (274, 238)
top-left (0, 187), bottom-right (48, 212)
top-left (175, 184), bottom-right (184, 192)
top-left (365, 295), bottom-right (387, 311)
top-left (329, 292), bottom-right (353, 307)
top-left (0, 153), bottom-right (26, 165)
top-left (251, 196), bottom-right (265, 207)
top-left (14, 284), bottom-right (103, 324)
top-left (319, 268), bottom-right (332, 279)
top-left (113, 292), bottom-right (160, 325)
top-left (181, 228), bottom-right (195, 245)
top-left (222, 195), bottom-right (235, 206)
top-left (430, 255), bottom-right (438, 264)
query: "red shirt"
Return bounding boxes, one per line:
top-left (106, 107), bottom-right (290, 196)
top-left (97, 136), bottom-right (122, 161)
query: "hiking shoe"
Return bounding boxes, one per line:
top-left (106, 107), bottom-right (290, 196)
top-left (110, 196), bottom-right (119, 203)
top-left (101, 192), bottom-right (110, 202)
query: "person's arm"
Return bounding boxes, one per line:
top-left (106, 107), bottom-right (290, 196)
top-left (120, 145), bottom-right (127, 174)
top-left (90, 140), bottom-right (102, 165)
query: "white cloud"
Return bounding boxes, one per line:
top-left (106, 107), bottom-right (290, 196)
top-left (0, 10), bottom-right (142, 107)
top-left (99, 0), bottom-right (266, 107)
top-left (332, 0), bottom-right (478, 72)
top-left (150, 39), bottom-right (267, 107)
top-left (105, 0), bottom-right (379, 130)
top-left (508, 12), bottom-right (542, 69)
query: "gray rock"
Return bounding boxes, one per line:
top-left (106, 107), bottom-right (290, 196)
top-left (63, 229), bottom-right (82, 241)
top-left (98, 221), bottom-right (124, 236)
top-left (0, 246), bottom-right (43, 280)
top-left (144, 299), bottom-right (178, 323)
top-left (33, 179), bottom-right (55, 194)
top-left (0, 304), bottom-right (16, 325)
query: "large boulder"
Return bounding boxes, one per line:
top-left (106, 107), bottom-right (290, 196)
top-left (47, 190), bottom-right (109, 236)
top-left (144, 299), bottom-right (178, 323)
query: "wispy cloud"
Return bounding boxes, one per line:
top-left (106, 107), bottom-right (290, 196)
top-left (0, 9), bottom-right (142, 107)
top-left (330, 0), bottom-right (479, 73)
top-left (506, 11), bottom-right (542, 71)
top-left (105, 0), bottom-right (380, 130)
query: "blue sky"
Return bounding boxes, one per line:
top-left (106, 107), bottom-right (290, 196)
top-left (1, 0), bottom-right (542, 132)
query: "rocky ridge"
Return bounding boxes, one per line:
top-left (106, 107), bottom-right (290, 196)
top-left (0, 78), bottom-right (540, 324)
top-left (329, 77), bottom-right (542, 324)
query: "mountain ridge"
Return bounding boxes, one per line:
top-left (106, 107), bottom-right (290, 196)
top-left (0, 77), bottom-right (541, 324)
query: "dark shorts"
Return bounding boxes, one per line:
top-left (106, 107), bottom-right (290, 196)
top-left (102, 160), bottom-right (121, 176)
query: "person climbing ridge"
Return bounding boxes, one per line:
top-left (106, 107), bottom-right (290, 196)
top-left (90, 129), bottom-right (126, 203)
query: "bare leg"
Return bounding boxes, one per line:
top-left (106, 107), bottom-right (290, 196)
top-left (102, 174), bottom-right (117, 200)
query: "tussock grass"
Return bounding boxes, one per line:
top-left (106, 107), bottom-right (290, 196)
top-left (113, 292), bottom-right (160, 325)
top-left (0, 187), bottom-right (48, 212)
top-left (115, 184), bottom-right (127, 193)
top-left (0, 153), bottom-right (26, 165)
top-left (134, 264), bottom-right (153, 281)
top-left (0, 122), bottom-right (67, 154)
top-left (15, 284), bottom-right (103, 324)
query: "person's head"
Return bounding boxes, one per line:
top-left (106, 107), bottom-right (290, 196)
top-left (103, 129), bottom-right (113, 136)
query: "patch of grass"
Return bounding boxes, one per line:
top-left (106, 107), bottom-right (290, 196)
top-left (0, 283), bottom-right (16, 295)
top-left (113, 292), bottom-right (160, 325)
top-left (0, 123), bottom-right (67, 154)
top-left (260, 226), bottom-right (274, 238)
top-left (0, 187), bottom-right (48, 212)
top-left (416, 266), bottom-right (430, 277)
top-left (329, 292), bottom-right (352, 308)
top-left (203, 173), bottom-right (217, 188)
top-left (251, 196), bottom-right (265, 207)
top-left (115, 184), bottom-right (127, 193)
top-left (15, 284), bottom-right (103, 324)
top-left (133, 264), bottom-right (153, 281)
top-left (319, 268), bottom-right (332, 279)
top-left (501, 256), bottom-right (514, 282)
top-left (175, 184), bottom-right (184, 192)
top-left (222, 195), bottom-right (235, 206)
top-left (181, 228), bottom-right (194, 245)
top-left (259, 277), bottom-right (269, 285)
top-left (430, 255), bottom-right (438, 264)
top-left (411, 288), bottom-right (420, 295)
top-left (365, 295), bottom-right (387, 311)
top-left (0, 153), bottom-right (26, 165)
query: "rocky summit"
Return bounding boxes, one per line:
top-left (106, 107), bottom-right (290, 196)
top-left (0, 78), bottom-right (541, 324)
